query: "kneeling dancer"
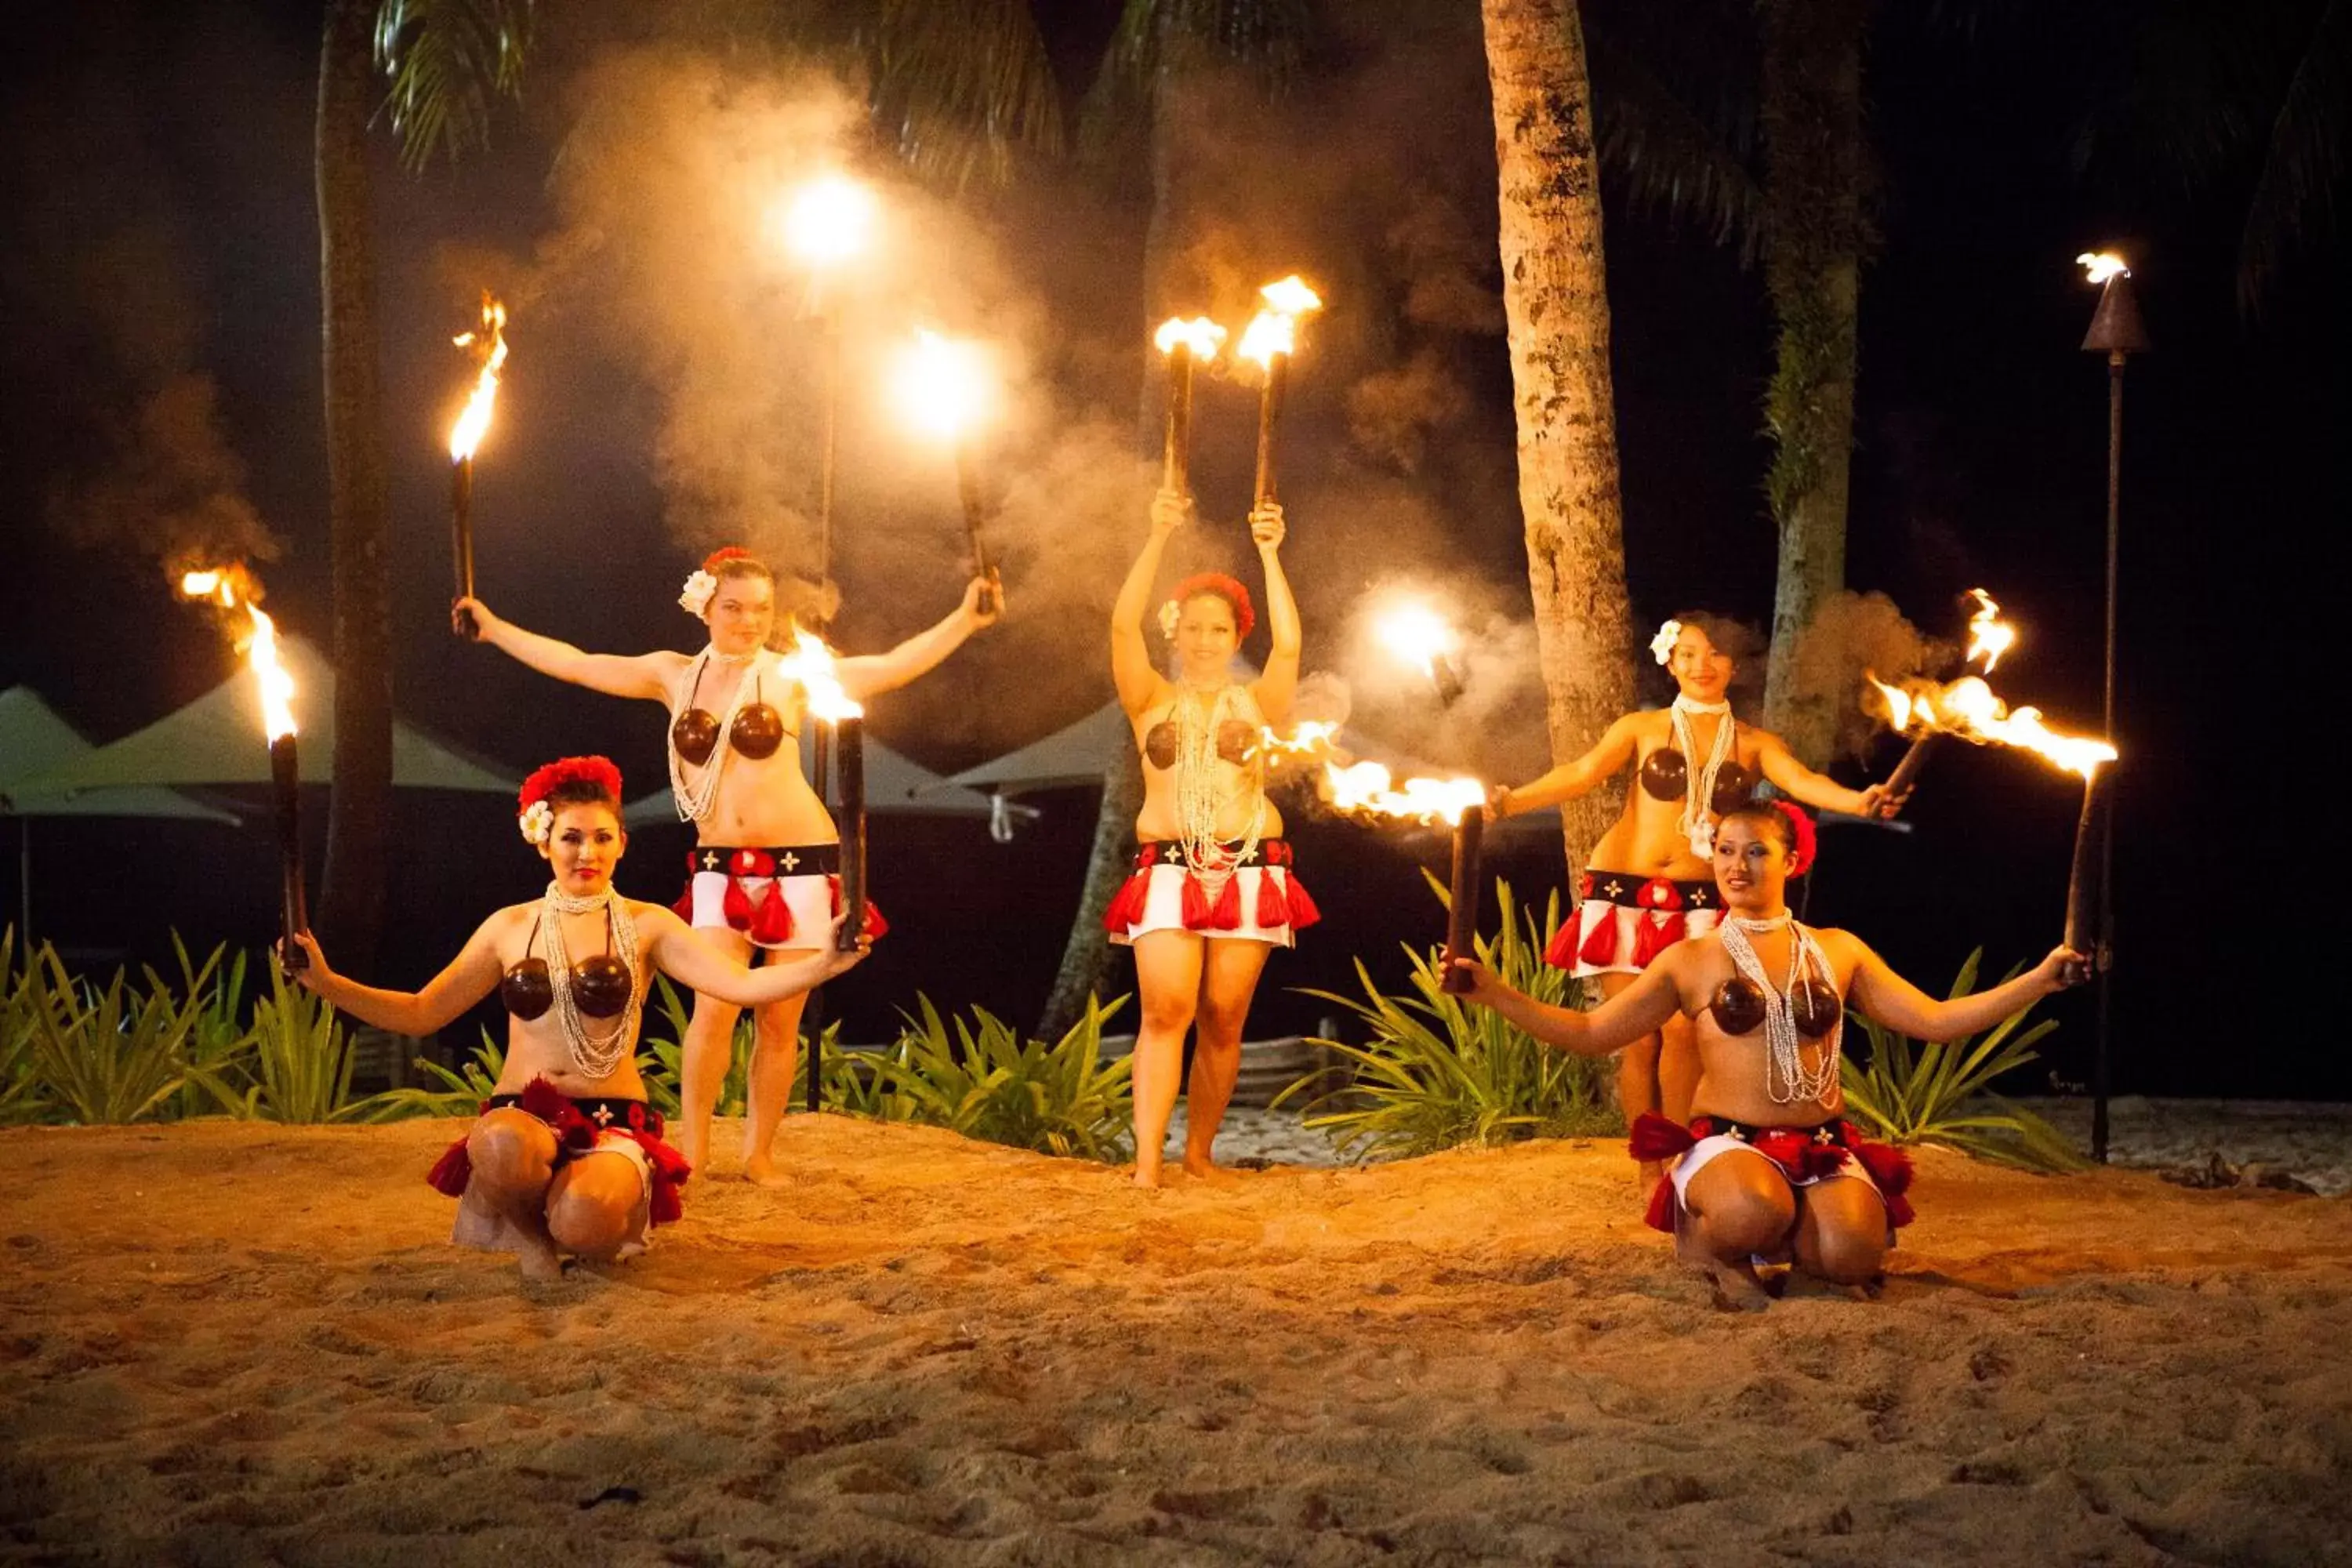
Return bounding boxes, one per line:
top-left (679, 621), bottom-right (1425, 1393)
top-left (292, 757), bottom-right (865, 1280)
top-left (1450, 801), bottom-right (2082, 1302)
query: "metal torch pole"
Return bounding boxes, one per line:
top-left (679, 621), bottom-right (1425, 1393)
top-left (804, 315), bottom-right (841, 1115)
top-left (2091, 350), bottom-right (2122, 1164)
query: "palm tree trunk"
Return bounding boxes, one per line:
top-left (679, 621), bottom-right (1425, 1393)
top-left (1480, 0), bottom-right (1635, 877)
top-left (1757, 0), bottom-right (1870, 768)
top-left (315, 0), bottom-right (394, 968)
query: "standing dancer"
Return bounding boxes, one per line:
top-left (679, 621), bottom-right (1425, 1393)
top-left (1492, 615), bottom-right (1900, 1178)
top-left (456, 551), bottom-right (998, 1181)
top-left (1103, 491), bottom-right (1316, 1187)
top-left (290, 757), bottom-right (866, 1280)
top-left (1450, 801), bottom-right (2083, 1305)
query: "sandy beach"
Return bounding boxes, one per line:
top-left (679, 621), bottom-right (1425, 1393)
top-left (5, 1117), bottom-right (2350, 1566)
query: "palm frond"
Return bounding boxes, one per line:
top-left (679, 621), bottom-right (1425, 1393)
top-left (2239, 0), bottom-right (2348, 312)
top-left (374, 0), bottom-right (538, 171)
top-left (1584, 5), bottom-right (1766, 258)
top-left (867, 0), bottom-right (1066, 192)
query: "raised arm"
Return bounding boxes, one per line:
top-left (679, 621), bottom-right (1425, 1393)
top-left (1112, 492), bottom-right (1185, 716)
top-left (636, 905), bottom-right (866, 1005)
top-left (456, 597), bottom-right (679, 704)
top-left (289, 916), bottom-right (507, 1036)
top-left (1247, 503), bottom-right (1301, 726)
top-left (1755, 728), bottom-right (1899, 819)
top-left (1447, 948), bottom-right (1689, 1056)
top-left (1493, 713), bottom-right (1642, 818)
top-left (837, 578), bottom-right (1000, 701)
top-left (1842, 935), bottom-right (2082, 1041)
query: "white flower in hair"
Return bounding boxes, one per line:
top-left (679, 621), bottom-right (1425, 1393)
top-left (678, 569), bottom-right (718, 618)
top-left (1157, 600), bottom-right (1181, 640)
top-left (518, 799), bottom-right (554, 846)
top-left (1650, 619), bottom-right (1684, 665)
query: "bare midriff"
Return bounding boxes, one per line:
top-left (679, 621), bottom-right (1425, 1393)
top-left (1584, 709), bottom-right (1762, 878)
top-left (668, 659), bottom-right (833, 848)
top-left (487, 901), bottom-right (653, 1101)
top-left (1131, 686), bottom-right (1284, 844)
top-left (1682, 927), bottom-right (1853, 1129)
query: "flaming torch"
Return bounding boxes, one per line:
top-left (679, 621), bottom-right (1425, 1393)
top-left (179, 568), bottom-right (307, 970)
top-left (1323, 761), bottom-right (1490, 993)
top-left (1374, 599), bottom-right (1466, 706)
top-left (779, 630), bottom-right (866, 1112)
top-left (1883, 587), bottom-right (2015, 800)
top-left (447, 295), bottom-right (510, 639)
top-left (891, 329), bottom-right (1001, 614)
top-left (1238, 275), bottom-right (1323, 510)
top-left (1153, 316), bottom-right (1225, 497)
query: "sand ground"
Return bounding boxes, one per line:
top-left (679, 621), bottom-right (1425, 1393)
top-left (5, 1117), bottom-right (2350, 1567)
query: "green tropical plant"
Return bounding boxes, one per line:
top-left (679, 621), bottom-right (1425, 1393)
top-left (635, 975), bottom-right (760, 1119)
top-left (1839, 948), bottom-right (2087, 1172)
top-left (1276, 876), bottom-right (1621, 1162)
top-left (861, 993), bottom-right (1133, 1161)
top-left (20, 945), bottom-right (217, 1126)
top-left (165, 935), bottom-right (254, 1120)
top-left (213, 962), bottom-right (380, 1123)
top-left (365, 1029), bottom-right (510, 1119)
top-left (0, 929), bottom-right (48, 1125)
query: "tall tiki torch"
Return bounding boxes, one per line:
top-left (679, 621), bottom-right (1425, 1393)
top-left (182, 568), bottom-right (307, 971)
top-left (1238, 275), bottom-right (1323, 510)
top-left (447, 296), bottom-right (509, 639)
top-left (1153, 316), bottom-right (1226, 495)
top-left (2078, 249), bottom-right (2150, 1163)
top-left (892, 329), bottom-right (1001, 613)
top-left (1440, 804), bottom-right (1487, 993)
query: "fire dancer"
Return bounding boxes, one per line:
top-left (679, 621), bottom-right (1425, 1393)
top-left (453, 549), bottom-right (999, 1181)
top-left (287, 757), bottom-right (867, 1281)
top-left (1103, 490), bottom-right (1316, 1188)
top-left (1450, 801), bottom-right (2084, 1305)
top-left (1490, 614), bottom-right (1902, 1182)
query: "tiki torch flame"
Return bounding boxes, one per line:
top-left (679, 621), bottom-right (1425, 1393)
top-left (1248, 720), bottom-right (1342, 768)
top-left (1237, 275), bottom-right (1323, 369)
top-left (1259, 274), bottom-right (1322, 316)
top-left (779, 175), bottom-right (877, 269)
top-left (891, 329), bottom-right (990, 442)
top-left (780, 630), bottom-right (864, 722)
top-left (176, 566), bottom-right (295, 738)
top-left (1962, 587), bottom-right (2015, 672)
top-left (2078, 252), bottom-right (2130, 285)
top-left (1865, 673), bottom-right (2114, 781)
top-left (1376, 601), bottom-right (1459, 682)
top-left (1324, 760), bottom-right (1486, 826)
top-left (1155, 316), bottom-right (1226, 361)
top-left (448, 296), bottom-right (509, 463)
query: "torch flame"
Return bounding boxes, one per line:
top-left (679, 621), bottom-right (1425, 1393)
top-left (891, 328), bottom-right (990, 442)
top-left (1247, 720), bottom-right (1342, 766)
top-left (448, 295), bottom-right (510, 462)
top-left (1258, 275), bottom-right (1323, 315)
top-left (1375, 601), bottom-right (1459, 681)
top-left (1154, 316), bottom-right (1227, 360)
top-left (1236, 274), bottom-right (1324, 368)
top-left (1865, 672), bottom-right (2113, 780)
top-left (779, 174), bottom-right (877, 269)
top-left (1323, 760), bottom-right (1486, 826)
top-left (178, 564), bottom-right (296, 739)
top-left (779, 630), bottom-right (864, 722)
top-left (1962, 588), bottom-right (2015, 672)
top-left (2077, 252), bottom-right (2129, 285)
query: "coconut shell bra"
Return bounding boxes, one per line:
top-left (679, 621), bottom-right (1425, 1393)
top-left (1640, 748), bottom-right (1758, 816)
top-left (502, 906), bottom-right (633, 1022)
top-left (1145, 717), bottom-right (1256, 770)
top-left (1707, 971), bottom-right (1842, 1039)
top-left (670, 655), bottom-right (790, 766)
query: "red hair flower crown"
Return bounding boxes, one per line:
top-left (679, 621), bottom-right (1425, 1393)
top-left (517, 756), bottom-right (624, 845)
top-left (1160, 572), bottom-right (1256, 641)
top-left (679, 546), bottom-right (760, 619)
top-left (1772, 799), bottom-right (1818, 879)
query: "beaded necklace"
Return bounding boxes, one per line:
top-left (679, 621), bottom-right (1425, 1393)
top-left (1718, 915), bottom-right (1842, 1106)
top-left (666, 644), bottom-right (767, 823)
top-left (537, 883), bottom-right (641, 1079)
top-left (1171, 682), bottom-right (1264, 889)
top-left (1668, 695), bottom-right (1737, 858)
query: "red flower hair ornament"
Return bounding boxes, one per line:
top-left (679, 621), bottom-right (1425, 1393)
top-left (1159, 572), bottom-right (1256, 641)
top-left (1771, 800), bottom-right (1818, 879)
top-left (678, 546), bottom-right (767, 619)
top-left (517, 756), bottom-right (625, 845)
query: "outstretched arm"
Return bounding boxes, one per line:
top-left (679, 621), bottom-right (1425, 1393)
top-left (1493, 713), bottom-right (1642, 817)
top-left (289, 917), bottom-right (506, 1036)
top-left (1755, 729), bottom-right (1900, 819)
top-left (637, 906), bottom-right (866, 1006)
top-left (1844, 935), bottom-right (2084, 1041)
top-left (837, 579), bottom-right (1000, 700)
top-left (1247, 503), bottom-right (1301, 725)
top-left (1446, 949), bottom-right (1688, 1056)
top-left (456, 597), bottom-right (678, 704)
top-left (1112, 492), bottom-right (1185, 716)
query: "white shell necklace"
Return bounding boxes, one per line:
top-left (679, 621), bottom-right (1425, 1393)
top-left (1173, 683), bottom-right (1264, 889)
top-left (1669, 695), bottom-right (1737, 858)
top-left (538, 882), bottom-right (641, 1080)
top-left (1719, 915), bottom-right (1842, 1106)
top-left (666, 644), bottom-right (768, 824)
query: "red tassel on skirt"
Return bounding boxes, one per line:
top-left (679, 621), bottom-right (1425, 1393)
top-left (1256, 869), bottom-right (1290, 929)
top-left (1628, 1112), bottom-right (1698, 1162)
top-left (748, 884), bottom-right (794, 946)
top-left (1102, 869), bottom-right (1151, 933)
top-left (1285, 873), bottom-right (1321, 931)
top-left (1643, 1176), bottom-right (1678, 1234)
top-left (721, 877), bottom-right (754, 931)
top-left (1207, 873), bottom-right (1243, 931)
top-left (1577, 910), bottom-right (1620, 967)
top-left (1542, 909), bottom-right (1583, 970)
top-left (426, 1136), bottom-right (472, 1197)
top-left (1179, 870), bottom-right (1214, 930)
top-left (1632, 910), bottom-right (1688, 969)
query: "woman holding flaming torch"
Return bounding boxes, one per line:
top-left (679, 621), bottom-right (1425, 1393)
top-left (1450, 802), bottom-right (2084, 1305)
top-left (1102, 490), bottom-right (1316, 1189)
top-left (453, 548), bottom-right (998, 1181)
top-left (1491, 615), bottom-right (1903, 1183)
top-left (288, 758), bottom-right (867, 1282)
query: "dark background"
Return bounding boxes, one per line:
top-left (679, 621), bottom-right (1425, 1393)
top-left (3, 2), bottom-right (2343, 1097)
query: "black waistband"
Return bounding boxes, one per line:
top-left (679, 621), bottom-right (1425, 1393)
top-left (1134, 837), bottom-right (1296, 869)
top-left (486, 1091), bottom-right (662, 1137)
top-left (1580, 869), bottom-right (1718, 911)
top-left (687, 843), bottom-right (841, 876)
top-left (1689, 1114), bottom-right (1847, 1146)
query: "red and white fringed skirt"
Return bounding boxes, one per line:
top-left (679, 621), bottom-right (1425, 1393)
top-left (1103, 838), bottom-right (1320, 949)
top-left (1543, 870), bottom-right (1722, 977)
top-left (673, 844), bottom-right (890, 952)
top-left (425, 1077), bottom-right (692, 1253)
top-left (1628, 1112), bottom-right (1916, 1243)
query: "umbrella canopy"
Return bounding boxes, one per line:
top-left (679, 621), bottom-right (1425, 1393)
top-left (9, 637), bottom-right (514, 794)
top-left (0, 687), bottom-right (240, 822)
top-left (624, 730), bottom-right (1010, 827)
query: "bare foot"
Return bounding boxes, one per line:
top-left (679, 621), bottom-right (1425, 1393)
top-left (1133, 1151), bottom-right (1163, 1189)
top-left (744, 1151), bottom-right (786, 1187)
top-left (515, 1236), bottom-right (565, 1283)
top-left (1182, 1154), bottom-right (1239, 1186)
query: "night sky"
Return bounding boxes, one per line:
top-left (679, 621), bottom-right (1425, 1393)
top-left (3, 1), bottom-right (2344, 1098)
